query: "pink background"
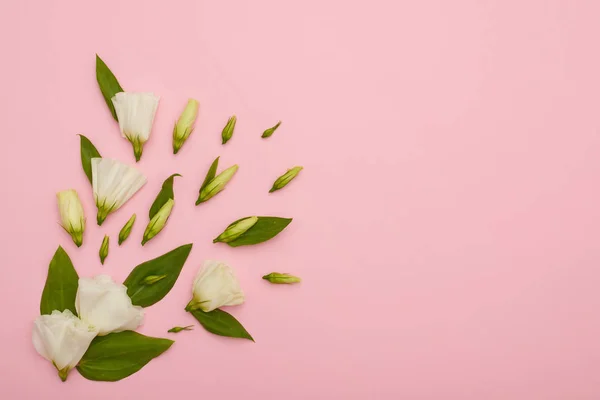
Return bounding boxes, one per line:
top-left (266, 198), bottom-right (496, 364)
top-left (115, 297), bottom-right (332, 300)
top-left (1, 0), bottom-right (600, 398)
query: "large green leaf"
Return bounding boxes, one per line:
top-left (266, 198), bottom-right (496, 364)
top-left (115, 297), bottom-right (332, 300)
top-left (78, 134), bottom-right (101, 185)
top-left (215, 216), bottom-right (293, 247)
top-left (77, 331), bottom-right (173, 382)
top-left (190, 309), bottom-right (253, 341)
top-left (124, 244), bottom-right (193, 307)
top-left (96, 54), bottom-right (124, 121)
top-left (149, 174), bottom-right (181, 219)
top-left (40, 246), bottom-right (79, 315)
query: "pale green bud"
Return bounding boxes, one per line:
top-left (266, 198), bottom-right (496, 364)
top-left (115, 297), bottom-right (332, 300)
top-left (118, 214), bottom-right (136, 245)
top-left (197, 165), bottom-right (239, 204)
top-left (262, 272), bottom-right (301, 284)
top-left (173, 99), bottom-right (199, 154)
top-left (142, 198), bottom-right (174, 245)
top-left (56, 189), bottom-right (85, 247)
top-left (269, 166), bottom-right (303, 193)
top-left (221, 115), bottom-right (237, 144)
top-left (213, 216), bottom-right (258, 243)
top-left (167, 325), bottom-right (194, 333)
top-left (99, 235), bottom-right (109, 265)
top-left (261, 120), bottom-right (281, 138)
top-left (142, 274), bottom-right (167, 285)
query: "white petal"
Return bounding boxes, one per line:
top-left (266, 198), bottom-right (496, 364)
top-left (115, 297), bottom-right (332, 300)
top-left (112, 92), bottom-right (160, 142)
top-left (92, 158), bottom-right (146, 212)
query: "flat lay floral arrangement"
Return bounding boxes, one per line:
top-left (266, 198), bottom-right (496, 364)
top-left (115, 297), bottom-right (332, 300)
top-left (32, 55), bottom-right (303, 383)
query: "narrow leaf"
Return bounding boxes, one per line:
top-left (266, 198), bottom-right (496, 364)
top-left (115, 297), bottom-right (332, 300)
top-left (261, 120), bottom-right (282, 138)
top-left (79, 134), bottom-right (101, 184)
top-left (149, 174), bottom-right (181, 219)
top-left (96, 54), bottom-right (124, 121)
top-left (77, 331), bottom-right (173, 382)
top-left (40, 246), bottom-right (79, 315)
top-left (215, 216), bottom-right (293, 247)
top-left (124, 244), bottom-right (193, 307)
top-left (190, 309), bottom-right (253, 341)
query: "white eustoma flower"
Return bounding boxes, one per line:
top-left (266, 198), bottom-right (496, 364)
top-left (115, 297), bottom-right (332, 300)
top-left (91, 157), bottom-right (147, 225)
top-left (187, 260), bottom-right (245, 312)
top-left (32, 310), bottom-right (98, 382)
top-left (76, 275), bottom-right (144, 336)
top-left (112, 92), bottom-right (160, 161)
top-left (56, 189), bottom-right (85, 247)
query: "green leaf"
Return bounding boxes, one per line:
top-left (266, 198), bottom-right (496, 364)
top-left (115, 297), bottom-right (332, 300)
top-left (96, 54), bottom-right (124, 121)
top-left (40, 246), bottom-right (79, 315)
top-left (79, 134), bottom-right (101, 184)
top-left (124, 244), bottom-right (193, 307)
top-left (77, 331), bottom-right (173, 382)
top-left (214, 216), bottom-right (293, 247)
top-left (199, 157), bottom-right (219, 195)
top-left (190, 309), bottom-right (253, 341)
top-left (149, 174), bottom-right (181, 219)
top-left (261, 120), bottom-right (282, 138)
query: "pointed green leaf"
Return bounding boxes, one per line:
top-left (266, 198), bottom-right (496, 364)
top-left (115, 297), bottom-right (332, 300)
top-left (190, 309), bottom-right (253, 341)
top-left (96, 54), bottom-right (124, 121)
top-left (79, 134), bottom-right (101, 184)
top-left (214, 216), bottom-right (292, 247)
top-left (261, 120), bottom-right (281, 138)
top-left (198, 157), bottom-right (219, 196)
top-left (40, 246), bottom-right (79, 315)
top-left (124, 244), bottom-right (193, 307)
top-left (149, 174), bottom-right (181, 219)
top-left (76, 331), bottom-right (173, 382)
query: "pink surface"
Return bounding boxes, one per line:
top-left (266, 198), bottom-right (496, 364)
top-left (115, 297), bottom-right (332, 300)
top-left (1, 0), bottom-right (600, 398)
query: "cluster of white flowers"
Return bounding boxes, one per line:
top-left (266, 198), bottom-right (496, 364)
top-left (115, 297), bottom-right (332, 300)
top-left (32, 275), bottom-right (144, 381)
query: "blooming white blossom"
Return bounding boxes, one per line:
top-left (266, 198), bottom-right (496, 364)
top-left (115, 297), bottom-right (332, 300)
top-left (112, 92), bottom-right (160, 161)
top-left (32, 310), bottom-right (97, 381)
top-left (76, 275), bottom-right (144, 336)
top-left (56, 189), bottom-right (85, 247)
top-left (91, 158), bottom-right (147, 225)
top-left (187, 260), bottom-right (245, 312)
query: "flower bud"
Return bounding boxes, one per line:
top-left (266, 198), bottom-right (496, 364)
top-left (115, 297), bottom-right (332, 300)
top-left (196, 165), bottom-right (239, 204)
top-left (142, 274), bottom-right (167, 285)
top-left (262, 272), bottom-right (301, 284)
top-left (118, 214), bottom-right (136, 245)
top-left (142, 198), bottom-right (174, 245)
top-left (99, 235), bottom-right (109, 265)
top-left (221, 115), bottom-right (237, 144)
top-left (173, 99), bottom-right (199, 154)
top-left (56, 189), bottom-right (85, 247)
top-left (261, 120), bottom-right (281, 138)
top-left (213, 216), bottom-right (258, 243)
top-left (269, 166), bottom-right (303, 193)
top-left (167, 325), bottom-right (193, 333)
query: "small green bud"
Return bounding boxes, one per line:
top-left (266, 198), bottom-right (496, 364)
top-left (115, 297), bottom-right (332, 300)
top-left (269, 166), bottom-right (303, 193)
top-left (173, 99), bottom-right (199, 154)
top-left (213, 216), bottom-right (258, 243)
top-left (142, 198), bottom-right (174, 245)
top-left (128, 135), bottom-right (144, 162)
top-left (118, 214), bottom-right (136, 245)
top-left (262, 272), bottom-right (301, 284)
top-left (196, 165), bottom-right (239, 204)
top-left (99, 235), bottom-right (109, 265)
top-left (261, 121), bottom-right (281, 138)
top-left (221, 115), bottom-right (237, 144)
top-left (142, 274), bottom-right (167, 285)
top-left (167, 325), bottom-right (194, 333)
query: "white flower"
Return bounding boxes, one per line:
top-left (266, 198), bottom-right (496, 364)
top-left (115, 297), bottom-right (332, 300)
top-left (91, 158), bottom-right (147, 225)
top-left (112, 92), bottom-right (160, 161)
top-left (187, 260), bottom-right (245, 312)
top-left (56, 189), bottom-right (85, 247)
top-left (76, 275), bottom-right (144, 336)
top-left (32, 310), bottom-right (97, 381)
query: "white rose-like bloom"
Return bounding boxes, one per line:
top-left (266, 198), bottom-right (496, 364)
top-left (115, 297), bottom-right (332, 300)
top-left (188, 260), bottom-right (245, 312)
top-left (112, 92), bottom-right (160, 161)
top-left (76, 275), bottom-right (144, 336)
top-left (32, 310), bottom-right (98, 381)
top-left (91, 158), bottom-right (147, 225)
top-left (56, 189), bottom-right (85, 247)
